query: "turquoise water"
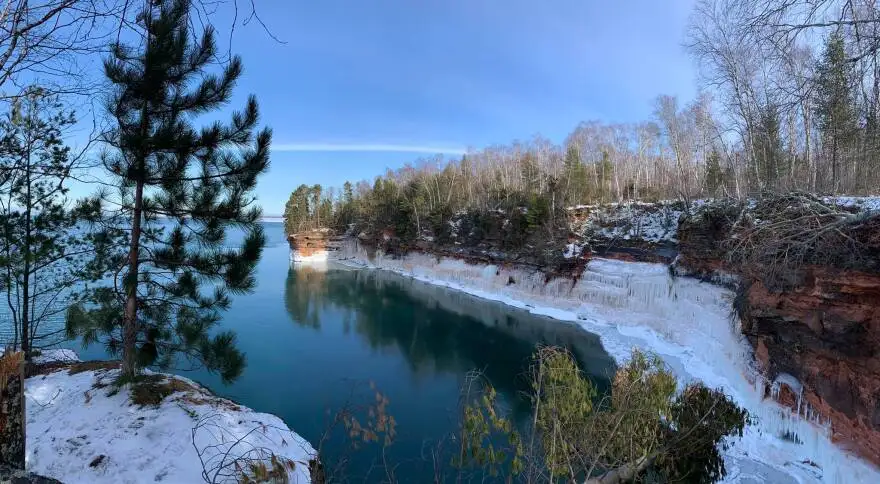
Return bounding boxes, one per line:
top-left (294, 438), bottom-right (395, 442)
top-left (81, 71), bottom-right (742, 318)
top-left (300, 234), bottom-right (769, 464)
top-left (20, 222), bottom-right (617, 481)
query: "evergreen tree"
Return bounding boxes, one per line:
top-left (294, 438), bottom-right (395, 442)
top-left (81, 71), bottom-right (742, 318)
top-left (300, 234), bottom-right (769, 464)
top-left (562, 144), bottom-right (589, 204)
top-left (284, 192), bottom-right (296, 234)
top-left (0, 87), bottom-right (89, 358)
top-left (752, 102), bottom-right (784, 189)
top-left (311, 184), bottom-right (323, 227)
top-left (370, 178), bottom-right (399, 231)
top-left (815, 32), bottom-right (857, 192)
top-left (332, 181), bottom-right (357, 231)
top-left (597, 150), bottom-right (614, 202)
top-left (67, 0), bottom-right (270, 382)
top-left (317, 196), bottom-right (333, 227)
top-left (284, 184), bottom-right (311, 234)
top-left (343, 181), bottom-right (354, 205)
top-left (704, 148), bottom-right (724, 196)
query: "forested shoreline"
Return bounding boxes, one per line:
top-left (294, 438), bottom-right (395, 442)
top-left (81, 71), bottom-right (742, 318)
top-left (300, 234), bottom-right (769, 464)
top-left (286, 0), bottom-right (880, 238)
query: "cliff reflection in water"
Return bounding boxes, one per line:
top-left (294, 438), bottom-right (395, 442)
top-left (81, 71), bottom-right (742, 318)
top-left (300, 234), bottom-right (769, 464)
top-left (284, 262), bottom-right (615, 414)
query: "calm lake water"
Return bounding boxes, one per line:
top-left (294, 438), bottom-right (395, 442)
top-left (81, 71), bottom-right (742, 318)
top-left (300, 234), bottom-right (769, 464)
top-left (17, 221), bottom-right (617, 481)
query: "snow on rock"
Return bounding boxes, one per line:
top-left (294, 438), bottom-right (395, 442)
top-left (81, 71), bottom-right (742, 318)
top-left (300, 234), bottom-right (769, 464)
top-left (25, 357), bottom-right (315, 484)
top-left (31, 349), bottom-right (79, 365)
top-left (447, 215), bottom-right (464, 238)
top-left (824, 195), bottom-right (880, 212)
top-left (569, 201), bottom-right (686, 244)
top-left (563, 243), bottom-right (583, 259)
top-left (333, 240), bottom-right (880, 483)
top-left (571, 196), bottom-right (880, 247)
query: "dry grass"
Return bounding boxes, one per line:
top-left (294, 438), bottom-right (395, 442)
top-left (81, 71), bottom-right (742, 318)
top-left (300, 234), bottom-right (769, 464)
top-left (725, 193), bottom-right (880, 289)
top-left (680, 193), bottom-right (880, 290)
top-left (127, 374), bottom-right (244, 412)
top-left (130, 374), bottom-right (200, 407)
top-left (180, 393), bottom-right (242, 412)
top-left (67, 360), bottom-right (120, 375)
top-left (236, 455), bottom-right (298, 484)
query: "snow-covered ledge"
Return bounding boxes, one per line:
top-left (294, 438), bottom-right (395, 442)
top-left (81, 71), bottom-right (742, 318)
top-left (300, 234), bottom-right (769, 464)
top-left (22, 350), bottom-right (315, 484)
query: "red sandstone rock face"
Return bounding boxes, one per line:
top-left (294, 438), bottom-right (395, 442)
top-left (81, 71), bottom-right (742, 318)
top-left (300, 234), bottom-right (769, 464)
top-left (745, 267), bottom-right (880, 466)
top-left (288, 230), bottom-right (336, 257)
top-left (677, 207), bottom-right (880, 465)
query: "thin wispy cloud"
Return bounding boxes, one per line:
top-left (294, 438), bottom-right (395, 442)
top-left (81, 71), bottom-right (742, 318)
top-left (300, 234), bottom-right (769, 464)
top-left (271, 142), bottom-right (468, 155)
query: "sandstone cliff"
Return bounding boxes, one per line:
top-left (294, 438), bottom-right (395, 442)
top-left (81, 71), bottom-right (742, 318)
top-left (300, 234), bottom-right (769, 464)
top-left (288, 229), bottom-right (342, 261)
top-left (350, 195), bottom-right (880, 468)
top-left (676, 196), bottom-right (880, 467)
top-left (744, 268), bottom-right (880, 464)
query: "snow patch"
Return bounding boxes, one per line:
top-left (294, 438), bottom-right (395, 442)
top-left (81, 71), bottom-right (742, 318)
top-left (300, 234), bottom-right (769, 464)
top-left (824, 195), bottom-right (880, 212)
top-left (563, 243), bottom-right (584, 259)
top-left (24, 359), bottom-right (315, 484)
top-left (570, 201), bottom-right (686, 244)
top-left (448, 217), bottom-right (463, 238)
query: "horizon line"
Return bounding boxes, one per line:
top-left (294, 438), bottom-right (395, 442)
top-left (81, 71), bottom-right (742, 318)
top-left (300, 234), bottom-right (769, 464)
top-left (271, 142), bottom-right (468, 155)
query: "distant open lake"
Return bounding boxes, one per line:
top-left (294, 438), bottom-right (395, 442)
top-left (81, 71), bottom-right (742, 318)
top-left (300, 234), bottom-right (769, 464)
top-left (13, 221), bottom-right (616, 481)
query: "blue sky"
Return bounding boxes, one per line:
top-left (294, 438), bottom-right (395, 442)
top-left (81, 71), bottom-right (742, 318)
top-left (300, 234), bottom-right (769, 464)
top-left (68, 0), bottom-right (698, 216)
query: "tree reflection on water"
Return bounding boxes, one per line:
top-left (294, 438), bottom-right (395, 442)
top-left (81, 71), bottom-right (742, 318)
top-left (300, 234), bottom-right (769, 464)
top-left (283, 263), bottom-right (615, 419)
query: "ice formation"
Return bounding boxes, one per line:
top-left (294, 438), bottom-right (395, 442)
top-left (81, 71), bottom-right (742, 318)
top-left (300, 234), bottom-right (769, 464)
top-left (332, 239), bottom-right (880, 483)
top-left (290, 249), bottom-right (329, 263)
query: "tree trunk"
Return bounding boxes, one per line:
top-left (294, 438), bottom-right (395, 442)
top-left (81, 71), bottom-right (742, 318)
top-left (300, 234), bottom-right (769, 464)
top-left (583, 455), bottom-right (652, 484)
top-left (0, 352), bottom-right (25, 470)
top-left (803, 104), bottom-right (814, 191)
top-left (122, 180), bottom-right (145, 379)
top-left (832, 137), bottom-right (839, 193)
top-left (20, 142), bottom-right (32, 360)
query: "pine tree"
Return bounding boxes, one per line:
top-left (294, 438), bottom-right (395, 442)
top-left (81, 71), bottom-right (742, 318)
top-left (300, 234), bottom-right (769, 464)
top-left (704, 148), bottom-right (724, 196)
top-left (332, 181), bottom-right (356, 231)
top-left (311, 184), bottom-right (323, 227)
top-left (318, 196), bottom-right (333, 227)
top-left (752, 102), bottom-right (784, 189)
top-left (0, 87), bottom-right (89, 359)
top-left (284, 184), bottom-right (311, 234)
top-left (815, 32), bottom-right (857, 192)
top-left (343, 181), bottom-right (354, 205)
top-left (66, 0), bottom-right (270, 382)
